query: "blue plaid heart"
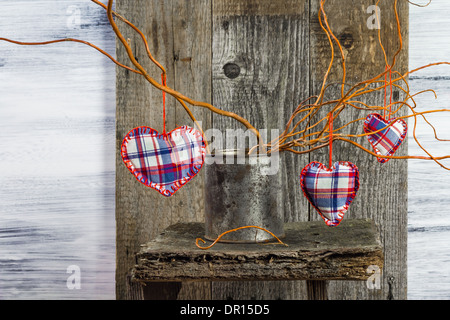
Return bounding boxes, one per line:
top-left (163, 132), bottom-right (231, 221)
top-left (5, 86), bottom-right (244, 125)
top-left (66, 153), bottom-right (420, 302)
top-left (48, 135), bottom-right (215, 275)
top-left (300, 161), bottom-right (360, 227)
top-left (121, 126), bottom-right (206, 197)
top-left (364, 113), bottom-right (407, 163)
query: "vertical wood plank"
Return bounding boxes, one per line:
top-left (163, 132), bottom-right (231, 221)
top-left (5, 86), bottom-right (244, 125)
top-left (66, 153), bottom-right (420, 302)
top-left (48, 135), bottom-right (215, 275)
top-left (171, 0), bottom-right (212, 224)
top-left (116, 0), bottom-right (408, 301)
top-left (308, 0), bottom-right (408, 300)
top-left (211, 0), bottom-right (311, 222)
top-left (307, 280), bottom-right (328, 300)
top-left (211, 0), bottom-right (310, 300)
top-left (115, 0), bottom-right (211, 300)
top-left (116, 0), bottom-right (173, 300)
top-left (126, 275), bottom-right (144, 300)
top-left (170, 0), bottom-right (213, 300)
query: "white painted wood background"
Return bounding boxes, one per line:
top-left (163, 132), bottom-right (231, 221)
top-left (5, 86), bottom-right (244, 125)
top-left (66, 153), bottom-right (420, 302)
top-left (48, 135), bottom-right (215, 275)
top-left (0, 0), bottom-right (450, 300)
top-left (0, 0), bottom-right (115, 299)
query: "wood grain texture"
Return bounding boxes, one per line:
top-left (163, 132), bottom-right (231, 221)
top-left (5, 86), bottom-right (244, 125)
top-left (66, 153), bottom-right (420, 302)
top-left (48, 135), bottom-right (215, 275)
top-left (213, 0), bottom-right (305, 16)
top-left (132, 220), bottom-right (383, 282)
top-left (308, 0), bottom-right (409, 300)
top-left (116, 0), bottom-right (211, 300)
top-left (212, 0), bottom-right (310, 222)
top-left (211, 0), bottom-right (310, 300)
top-left (116, 0), bottom-right (408, 300)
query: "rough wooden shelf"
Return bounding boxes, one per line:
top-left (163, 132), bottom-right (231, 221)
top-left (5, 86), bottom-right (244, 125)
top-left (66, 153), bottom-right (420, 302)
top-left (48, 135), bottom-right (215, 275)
top-left (131, 219), bottom-right (383, 283)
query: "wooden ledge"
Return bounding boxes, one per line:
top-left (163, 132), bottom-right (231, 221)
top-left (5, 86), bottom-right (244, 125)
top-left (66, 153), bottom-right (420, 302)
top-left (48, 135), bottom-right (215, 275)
top-left (131, 219), bottom-right (383, 283)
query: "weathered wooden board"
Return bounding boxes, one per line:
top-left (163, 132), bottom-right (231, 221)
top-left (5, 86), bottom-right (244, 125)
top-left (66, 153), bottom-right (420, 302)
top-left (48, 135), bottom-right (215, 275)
top-left (116, 0), bottom-right (407, 300)
top-left (115, 0), bottom-right (212, 300)
top-left (132, 220), bottom-right (383, 283)
top-left (211, 0), bottom-right (310, 221)
top-left (308, 0), bottom-right (409, 300)
top-left (210, 0), bottom-right (311, 300)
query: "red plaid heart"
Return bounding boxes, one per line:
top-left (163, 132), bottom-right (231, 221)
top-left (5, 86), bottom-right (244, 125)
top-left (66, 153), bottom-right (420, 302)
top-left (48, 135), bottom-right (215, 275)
top-left (300, 161), bottom-right (360, 227)
top-left (364, 113), bottom-right (407, 163)
top-left (121, 126), bottom-right (206, 197)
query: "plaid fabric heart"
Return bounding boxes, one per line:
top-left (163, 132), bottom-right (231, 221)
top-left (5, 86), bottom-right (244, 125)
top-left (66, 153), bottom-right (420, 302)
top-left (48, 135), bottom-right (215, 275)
top-left (300, 161), bottom-right (360, 227)
top-left (121, 126), bottom-right (206, 197)
top-left (364, 113), bottom-right (407, 163)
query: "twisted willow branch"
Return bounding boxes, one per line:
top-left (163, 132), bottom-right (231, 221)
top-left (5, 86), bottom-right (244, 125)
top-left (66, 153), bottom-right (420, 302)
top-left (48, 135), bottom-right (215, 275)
top-left (1, 0), bottom-right (450, 168)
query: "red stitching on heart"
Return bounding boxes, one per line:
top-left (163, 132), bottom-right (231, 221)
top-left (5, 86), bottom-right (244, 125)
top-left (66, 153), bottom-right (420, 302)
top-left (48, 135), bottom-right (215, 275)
top-left (121, 125), bottom-right (206, 197)
top-left (300, 161), bottom-right (360, 227)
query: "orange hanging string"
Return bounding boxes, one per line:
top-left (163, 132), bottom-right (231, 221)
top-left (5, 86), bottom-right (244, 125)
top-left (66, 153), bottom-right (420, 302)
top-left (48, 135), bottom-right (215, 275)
top-left (388, 67), bottom-right (393, 121)
top-left (383, 65), bottom-right (388, 120)
top-left (329, 111), bottom-right (333, 169)
top-left (383, 65), bottom-right (393, 121)
top-left (161, 73), bottom-right (167, 136)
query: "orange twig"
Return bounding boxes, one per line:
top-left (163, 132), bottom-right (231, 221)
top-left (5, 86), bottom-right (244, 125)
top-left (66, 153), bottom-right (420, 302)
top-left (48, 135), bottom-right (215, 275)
top-left (2, 0), bottom-right (450, 168)
top-left (195, 226), bottom-right (288, 250)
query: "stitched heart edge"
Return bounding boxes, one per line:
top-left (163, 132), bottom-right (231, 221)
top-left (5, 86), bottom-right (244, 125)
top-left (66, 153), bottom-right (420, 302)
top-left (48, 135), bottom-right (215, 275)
top-left (300, 161), bottom-right (360, 227)
top-left (363, 113), bottom-right (408, 164)
top-left (121, 125), bottom-right (206, 197)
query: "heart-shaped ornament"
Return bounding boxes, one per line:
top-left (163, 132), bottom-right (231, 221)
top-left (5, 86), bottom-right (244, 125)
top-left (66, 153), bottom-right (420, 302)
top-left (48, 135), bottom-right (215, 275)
top-left (121, 126), bottom-right (206, 197)
top-left (363, 113), bottom-right (407, 163)
top-left (300, 161), bottom-right (360, 227)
